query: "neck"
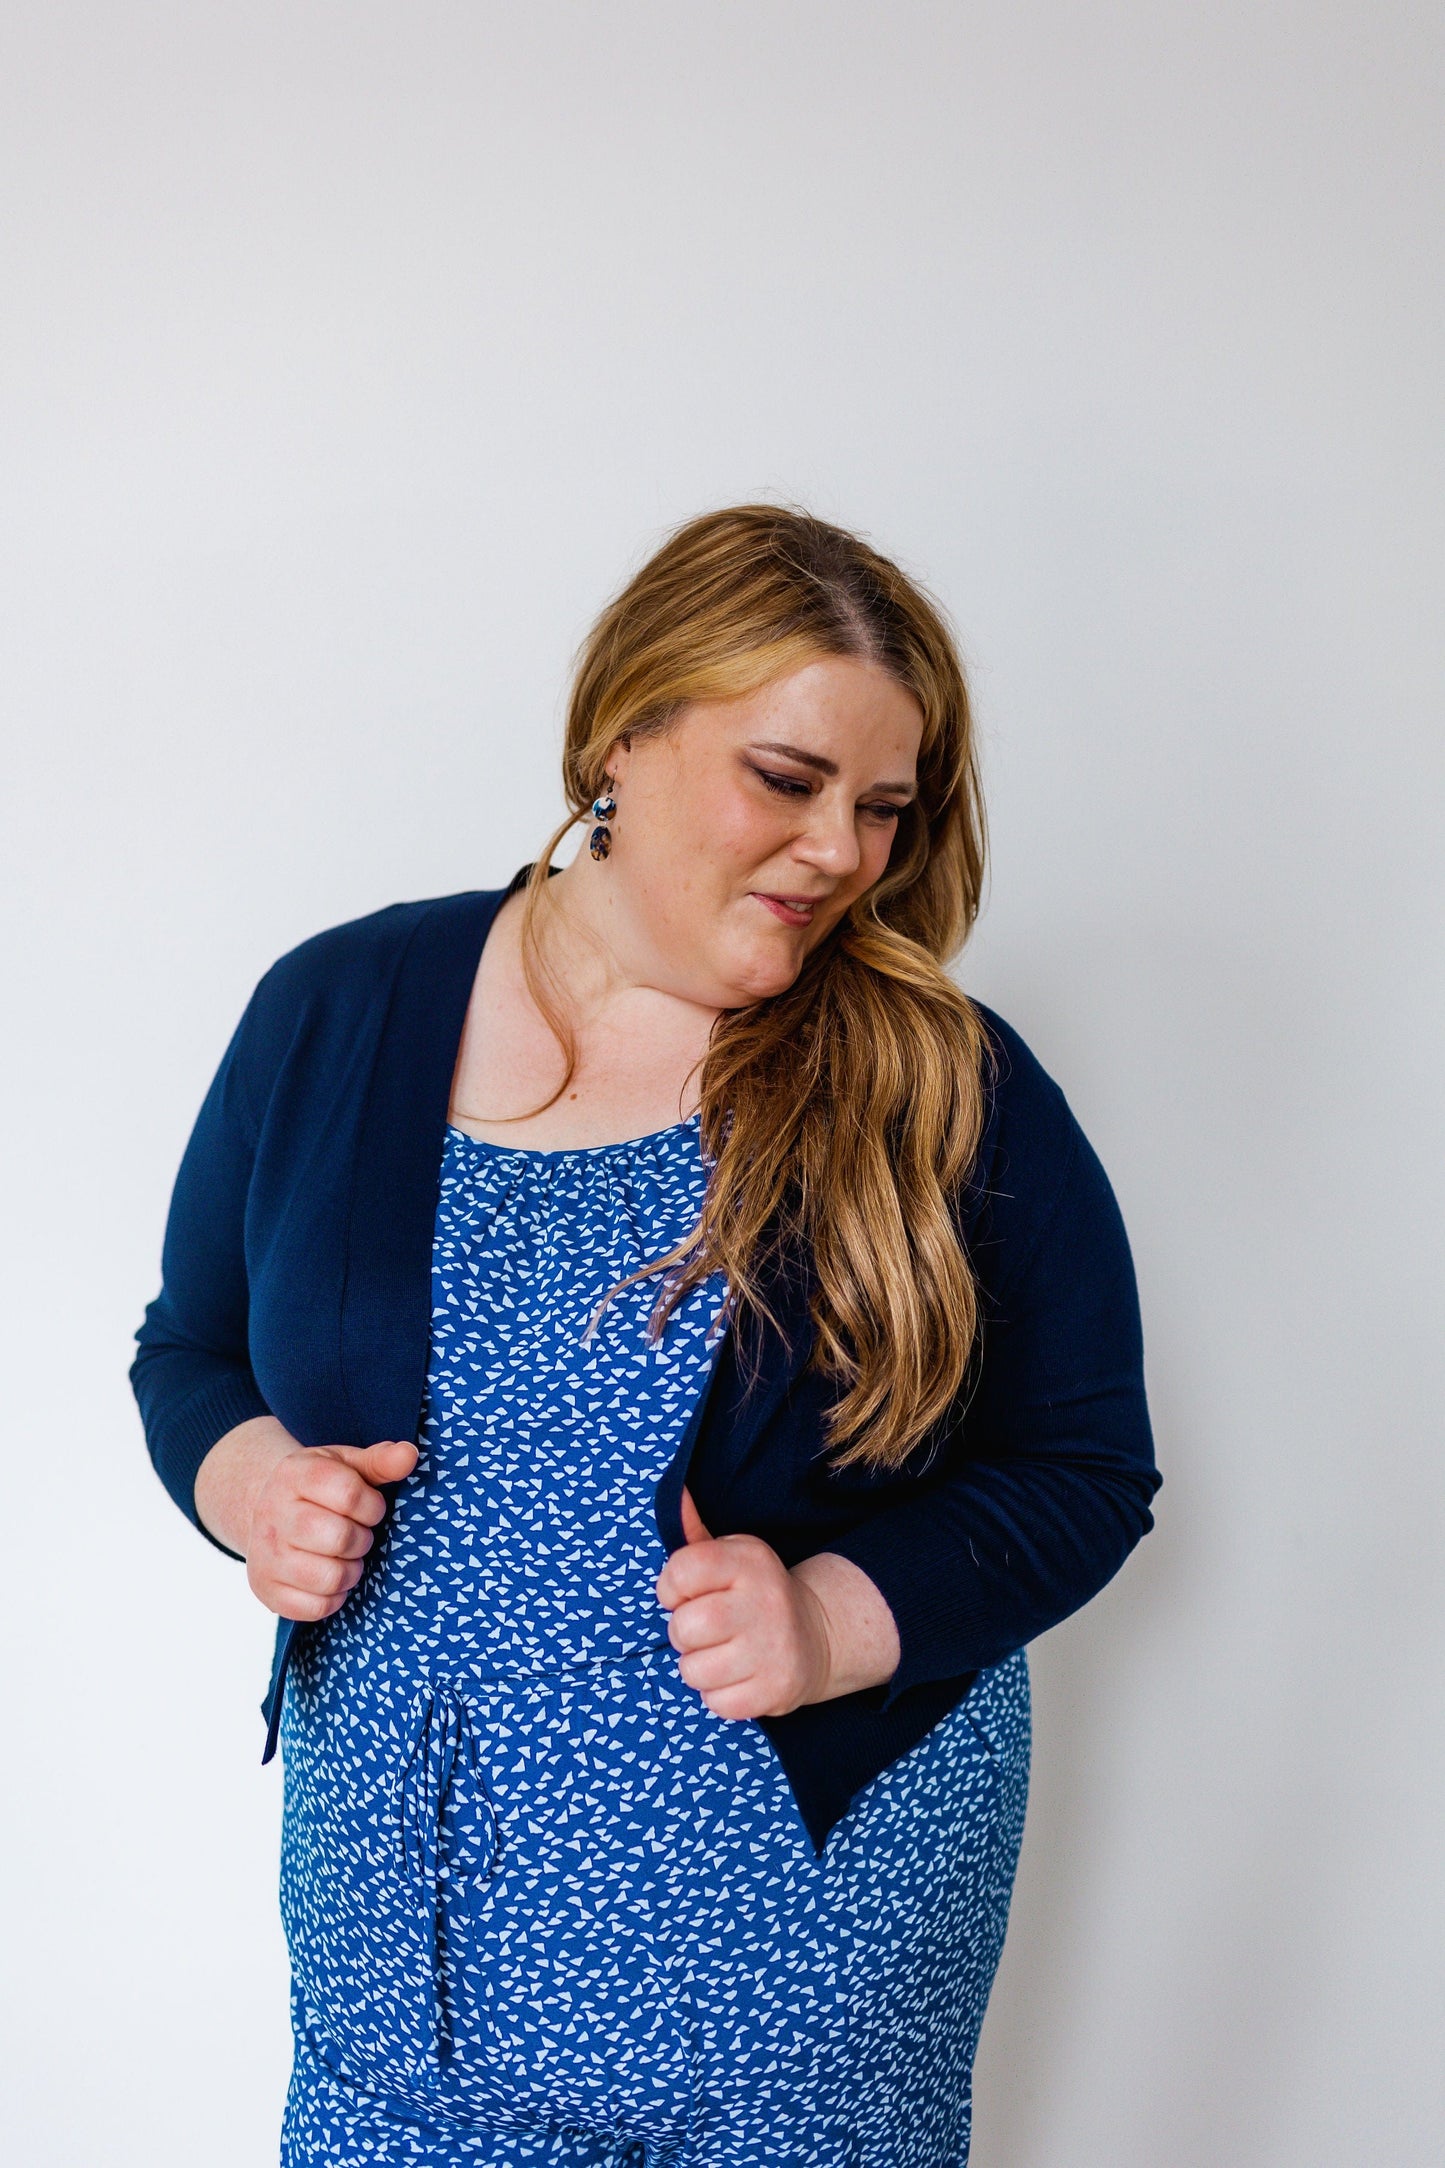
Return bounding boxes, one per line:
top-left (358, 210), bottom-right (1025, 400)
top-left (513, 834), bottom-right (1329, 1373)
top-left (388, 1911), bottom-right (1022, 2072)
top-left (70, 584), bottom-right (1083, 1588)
top-left (535, 849), bottom-right (715, 1034)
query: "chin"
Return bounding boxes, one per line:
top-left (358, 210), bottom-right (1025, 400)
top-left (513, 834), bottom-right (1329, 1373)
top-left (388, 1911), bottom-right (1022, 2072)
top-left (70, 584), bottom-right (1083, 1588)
top-left (716, 942), bottom-right (807, 1006)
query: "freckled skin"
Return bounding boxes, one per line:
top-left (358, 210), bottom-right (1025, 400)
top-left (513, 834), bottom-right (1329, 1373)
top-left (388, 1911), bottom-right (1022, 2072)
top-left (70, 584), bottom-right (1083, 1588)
top-left (593, 655), bottom-right (924, 1011)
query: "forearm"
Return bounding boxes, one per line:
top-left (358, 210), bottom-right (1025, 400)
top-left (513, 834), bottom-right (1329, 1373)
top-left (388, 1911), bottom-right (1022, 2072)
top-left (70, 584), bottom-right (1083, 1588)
top-left (790, 1551), bottom-right (901, 1702)
top-left (194, 1414), bottom-right (301, 1556)
top-left (822, 1454), bottom-right (1159, 1702)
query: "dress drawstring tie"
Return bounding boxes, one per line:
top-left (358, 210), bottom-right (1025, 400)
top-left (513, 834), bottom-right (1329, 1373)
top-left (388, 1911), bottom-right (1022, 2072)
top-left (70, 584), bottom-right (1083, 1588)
top-left (397, 1685), bottom-right (500, 2071)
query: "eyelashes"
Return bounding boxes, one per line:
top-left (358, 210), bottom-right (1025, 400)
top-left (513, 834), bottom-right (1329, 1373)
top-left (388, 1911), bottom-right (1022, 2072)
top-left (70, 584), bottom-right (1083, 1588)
top-left (751, 767), bottom-right (902, 823)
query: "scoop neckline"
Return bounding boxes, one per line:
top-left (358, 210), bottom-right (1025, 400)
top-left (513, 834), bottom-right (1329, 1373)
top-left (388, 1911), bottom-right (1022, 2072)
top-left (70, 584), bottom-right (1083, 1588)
top-left (445, 1109), bottom-right (703, 1164)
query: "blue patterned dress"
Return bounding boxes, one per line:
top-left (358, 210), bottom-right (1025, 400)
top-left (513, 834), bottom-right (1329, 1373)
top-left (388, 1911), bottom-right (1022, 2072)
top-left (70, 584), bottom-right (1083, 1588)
top-left (278, 1115), bottom-right (1030, 2167)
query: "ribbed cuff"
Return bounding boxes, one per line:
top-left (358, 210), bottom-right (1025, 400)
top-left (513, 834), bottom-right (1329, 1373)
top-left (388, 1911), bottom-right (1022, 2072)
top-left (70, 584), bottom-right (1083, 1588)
top-left (151, 1369), bottom-right (274, 1558)
top-left (816, 1512), bottom-right (995, 1711)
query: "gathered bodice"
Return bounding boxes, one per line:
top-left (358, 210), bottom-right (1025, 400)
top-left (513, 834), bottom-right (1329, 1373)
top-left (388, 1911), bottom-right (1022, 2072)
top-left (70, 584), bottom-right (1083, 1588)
top-left (320, 1113), bottom-right (728, 1683)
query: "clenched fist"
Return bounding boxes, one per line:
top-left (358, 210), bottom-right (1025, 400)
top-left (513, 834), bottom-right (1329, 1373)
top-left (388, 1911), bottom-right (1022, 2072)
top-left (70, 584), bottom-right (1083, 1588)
top-left (195, 1414), bottom-right (418, 1622)
top-left (655, 1486), bottom-right (902, 1717)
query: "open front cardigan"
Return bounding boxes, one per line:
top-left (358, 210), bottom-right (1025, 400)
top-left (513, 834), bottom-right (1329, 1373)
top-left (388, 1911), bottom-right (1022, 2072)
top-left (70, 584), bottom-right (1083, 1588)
top-left (131, 874), bottom-right (1160, 1851)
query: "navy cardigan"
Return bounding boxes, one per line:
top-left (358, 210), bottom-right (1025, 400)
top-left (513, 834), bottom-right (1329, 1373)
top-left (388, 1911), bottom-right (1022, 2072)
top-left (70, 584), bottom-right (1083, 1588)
top-left (131, 874), bottom-right (1160, 1851)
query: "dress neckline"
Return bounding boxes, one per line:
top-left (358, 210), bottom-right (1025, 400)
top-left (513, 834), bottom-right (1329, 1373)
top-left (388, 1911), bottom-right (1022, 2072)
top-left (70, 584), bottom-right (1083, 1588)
top-left (444, 1109), bottom-right (703, 1166)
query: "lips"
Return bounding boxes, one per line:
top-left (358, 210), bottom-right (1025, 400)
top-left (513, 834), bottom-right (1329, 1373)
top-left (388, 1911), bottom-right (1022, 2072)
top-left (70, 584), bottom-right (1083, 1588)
top-left (751, 893), bottom-right (824, 928)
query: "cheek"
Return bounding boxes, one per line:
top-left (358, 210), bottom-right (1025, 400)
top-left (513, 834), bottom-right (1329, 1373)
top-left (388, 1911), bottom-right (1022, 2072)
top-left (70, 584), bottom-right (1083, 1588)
top-left (802, 824), bottom-right (901, 948)
top-left (847, 822), bottom-right (902, 896)
top-left (629, 787), bottom-right (781, 951)
top-left (673, 781), bottom-right (787, 874)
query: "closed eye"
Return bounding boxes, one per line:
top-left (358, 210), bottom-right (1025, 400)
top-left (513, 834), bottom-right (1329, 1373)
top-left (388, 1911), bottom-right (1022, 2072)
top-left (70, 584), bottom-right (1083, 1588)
top-left (752, 766), bottom-right (904, 822)
top-left (753, 766), bottom-right (812, 799)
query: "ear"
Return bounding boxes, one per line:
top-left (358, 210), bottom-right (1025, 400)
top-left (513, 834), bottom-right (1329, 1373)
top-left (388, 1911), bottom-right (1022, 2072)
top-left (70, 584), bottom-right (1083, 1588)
top-left (605, 733), bottom-right (633, 788)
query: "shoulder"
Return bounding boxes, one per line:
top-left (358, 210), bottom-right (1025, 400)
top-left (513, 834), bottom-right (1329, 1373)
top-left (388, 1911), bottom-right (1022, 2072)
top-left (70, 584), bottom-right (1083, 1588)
top-left (969, 999), bottom-right (1079, 1171)
top-left (231, 887), bottom-right (504, 1087)
top-left (963, 998), bottom-right (1127, 1297)
top-left (251, 888), bottom-right (498, 1015)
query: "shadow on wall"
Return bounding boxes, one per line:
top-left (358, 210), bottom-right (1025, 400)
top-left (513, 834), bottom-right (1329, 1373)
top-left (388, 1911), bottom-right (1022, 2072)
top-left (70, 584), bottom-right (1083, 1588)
top-left (967, 914), bottom-right (1418, 2163)
top-left (962, 919), bottom-right (1199, 2163)
top-left (972, 1430), bottom-right (1179, 2166)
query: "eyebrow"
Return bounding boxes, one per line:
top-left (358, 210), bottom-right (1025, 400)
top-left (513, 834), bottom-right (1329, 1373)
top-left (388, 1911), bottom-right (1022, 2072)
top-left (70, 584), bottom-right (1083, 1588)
top-left (748, 740), bottom-right (918, 798)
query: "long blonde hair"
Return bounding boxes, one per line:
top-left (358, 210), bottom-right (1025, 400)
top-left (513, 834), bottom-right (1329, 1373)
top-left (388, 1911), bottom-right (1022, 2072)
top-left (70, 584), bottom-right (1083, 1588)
top-left (520, 504), bottom-right (992, 1473)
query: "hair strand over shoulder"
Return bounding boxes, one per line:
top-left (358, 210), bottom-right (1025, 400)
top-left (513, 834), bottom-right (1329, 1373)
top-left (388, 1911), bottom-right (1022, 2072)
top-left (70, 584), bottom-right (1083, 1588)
top-left (524, 504), bottom-right (993, 1473)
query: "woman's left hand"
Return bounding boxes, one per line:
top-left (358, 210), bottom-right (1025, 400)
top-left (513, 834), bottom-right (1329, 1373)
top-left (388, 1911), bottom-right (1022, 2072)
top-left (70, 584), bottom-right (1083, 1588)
top-left (654, 1487), bottom-right (900, 1718)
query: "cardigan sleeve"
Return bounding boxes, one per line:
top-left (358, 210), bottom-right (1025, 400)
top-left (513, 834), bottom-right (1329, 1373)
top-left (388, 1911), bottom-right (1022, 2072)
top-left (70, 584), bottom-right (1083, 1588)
top-left (819, 1074), bottom-right (1161, 1709)
top-left (130, 992), bottom-right (274, 1555)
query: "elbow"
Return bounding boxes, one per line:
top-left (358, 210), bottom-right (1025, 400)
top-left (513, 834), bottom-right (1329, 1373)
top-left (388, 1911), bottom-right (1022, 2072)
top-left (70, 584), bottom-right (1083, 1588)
top-left (1094, 1459), bottom-right (1162, 1587)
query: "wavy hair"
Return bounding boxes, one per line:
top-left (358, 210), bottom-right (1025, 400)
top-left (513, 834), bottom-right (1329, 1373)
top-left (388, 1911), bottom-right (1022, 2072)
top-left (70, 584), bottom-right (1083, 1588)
top-left (518, 505), bottom-right (992, 1473)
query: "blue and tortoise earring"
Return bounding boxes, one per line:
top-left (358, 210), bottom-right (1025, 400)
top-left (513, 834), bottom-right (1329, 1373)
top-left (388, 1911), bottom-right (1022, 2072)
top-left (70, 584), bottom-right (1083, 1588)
top-left (588, 786), bottom-right (617, 860)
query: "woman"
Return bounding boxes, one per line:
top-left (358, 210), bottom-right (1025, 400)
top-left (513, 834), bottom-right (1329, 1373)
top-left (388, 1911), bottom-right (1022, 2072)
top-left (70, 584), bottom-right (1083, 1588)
top-left (132, 505), bottom-right (1160, 2167)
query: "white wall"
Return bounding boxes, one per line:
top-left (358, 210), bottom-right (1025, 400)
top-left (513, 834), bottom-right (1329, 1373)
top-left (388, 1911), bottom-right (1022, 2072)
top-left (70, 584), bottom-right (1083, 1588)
top-left (2, 5), bottom-right (1440, 2161)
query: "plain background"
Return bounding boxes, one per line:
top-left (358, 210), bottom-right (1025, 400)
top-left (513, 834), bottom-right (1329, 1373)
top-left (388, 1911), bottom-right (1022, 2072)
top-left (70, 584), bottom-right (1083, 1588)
top-left (2, 4), bottom-right (1441, 2162)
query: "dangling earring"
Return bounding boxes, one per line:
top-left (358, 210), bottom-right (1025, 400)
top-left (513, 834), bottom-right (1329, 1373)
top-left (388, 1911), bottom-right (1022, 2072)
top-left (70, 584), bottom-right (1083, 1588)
top-left (588, 786), bottom-right (617, 861)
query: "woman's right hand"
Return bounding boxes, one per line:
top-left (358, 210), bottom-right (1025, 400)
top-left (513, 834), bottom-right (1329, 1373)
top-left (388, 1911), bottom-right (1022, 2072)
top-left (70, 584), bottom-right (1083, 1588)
top-left (194, 1414), bottom-right (418, 1620)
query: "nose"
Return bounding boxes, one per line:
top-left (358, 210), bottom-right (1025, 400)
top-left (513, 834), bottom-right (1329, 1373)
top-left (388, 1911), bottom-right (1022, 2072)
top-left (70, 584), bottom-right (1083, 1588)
top-left (792, 791), bottom-right (864, 879)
